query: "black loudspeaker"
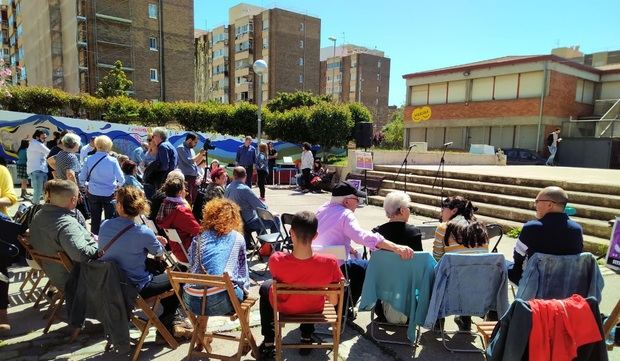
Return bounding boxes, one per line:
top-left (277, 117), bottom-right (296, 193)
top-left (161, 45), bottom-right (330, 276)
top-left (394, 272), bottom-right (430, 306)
top-left (354, 122), bottom-right (373, 148)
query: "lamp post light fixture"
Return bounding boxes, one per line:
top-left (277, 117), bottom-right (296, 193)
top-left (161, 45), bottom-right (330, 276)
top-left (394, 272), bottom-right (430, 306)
top-left (328, 36), bottom-right (337, 100)
top-left (253, 59), bottom-right (268, 148)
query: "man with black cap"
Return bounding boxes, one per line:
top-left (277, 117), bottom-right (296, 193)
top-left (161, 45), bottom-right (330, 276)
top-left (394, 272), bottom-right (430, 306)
top-left (314, 181), bottom-right (414, 309)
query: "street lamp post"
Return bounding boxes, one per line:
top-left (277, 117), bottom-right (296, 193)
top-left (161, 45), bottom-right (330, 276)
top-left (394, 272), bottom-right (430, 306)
top-left (253, 59), bottom-right (268, 148)
top-left (328, 36), bottom-right (337, 100)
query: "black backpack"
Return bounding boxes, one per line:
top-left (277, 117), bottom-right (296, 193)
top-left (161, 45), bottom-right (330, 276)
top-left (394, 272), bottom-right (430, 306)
top-left (546, 133), bottom-right (554, 146)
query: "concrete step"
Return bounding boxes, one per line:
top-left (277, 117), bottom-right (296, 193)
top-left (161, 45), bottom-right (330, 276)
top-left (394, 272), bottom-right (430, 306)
top-left (368, 170), bottom-right (620, 209)
top-left (368, 195), bottom-right (610, 256)
top-left (373, 165), bottom-right (620, 195)
top-left (379, 179), bottom-right (620, 222)
top-left (378, 188), bottom-right (612, 239)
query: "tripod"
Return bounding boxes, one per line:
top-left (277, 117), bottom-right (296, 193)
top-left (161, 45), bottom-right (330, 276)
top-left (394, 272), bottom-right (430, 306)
top-left (431, 143), bottom-right (450, 201)
top-left (394, 145), bottom-right (415, 192)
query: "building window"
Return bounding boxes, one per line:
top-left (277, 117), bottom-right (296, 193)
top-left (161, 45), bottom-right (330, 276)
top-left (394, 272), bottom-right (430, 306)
top-left (377, 73), bottom-right (380, 80)
top-left (377, 86), bottom-right (380, 93)
top-left (150, 68), bottom-right (158, 82)
top-left (377, 61), bottom-right (381, 68)
top-left (149, 37), bottom-right (158, 51)
top-left (299, 22), bottom-right (304, 32)
top-left (148, 4), bottom-right (158, 19)
top-left (299, 74), bottom-right (303, 83)
top-left (299, 57), bottom-right (304, 66)
top-left (299, 40), bottom-right (304, 49)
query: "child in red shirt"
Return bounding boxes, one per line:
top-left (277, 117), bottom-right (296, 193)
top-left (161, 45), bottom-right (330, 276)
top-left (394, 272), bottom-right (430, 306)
top-left (258, 211), bottom-right (343, 359)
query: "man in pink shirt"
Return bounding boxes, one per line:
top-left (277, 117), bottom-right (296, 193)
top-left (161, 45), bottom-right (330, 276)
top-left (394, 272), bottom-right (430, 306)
top-left (314, 181), bottom-right (413, 311)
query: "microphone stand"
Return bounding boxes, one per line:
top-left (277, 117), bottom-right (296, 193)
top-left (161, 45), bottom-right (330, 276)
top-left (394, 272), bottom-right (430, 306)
top-left (394, 145), bottom-right (415, 192)
top-left (431, 143), bottom-right (449, 201)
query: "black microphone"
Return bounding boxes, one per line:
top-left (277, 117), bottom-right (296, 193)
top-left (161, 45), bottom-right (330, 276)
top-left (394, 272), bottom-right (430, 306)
top-left (443, 142), bottom-right (453, 147)
top-left (408, 144), bottom-right (417, 149)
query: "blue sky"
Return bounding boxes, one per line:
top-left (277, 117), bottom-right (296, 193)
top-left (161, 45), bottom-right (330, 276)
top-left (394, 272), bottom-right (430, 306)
top-left (194, 0), bottom-right (620, 106)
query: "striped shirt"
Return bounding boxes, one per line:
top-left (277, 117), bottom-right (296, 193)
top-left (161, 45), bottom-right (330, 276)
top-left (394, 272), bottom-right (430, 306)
top-left (432, 215), bottom-right (488, 261)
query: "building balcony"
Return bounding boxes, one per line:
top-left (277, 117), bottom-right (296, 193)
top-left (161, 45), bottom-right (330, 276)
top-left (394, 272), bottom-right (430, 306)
top-left (76, 15), bottom-right (86, 22)
top-left (97, 62), bottom-right (134, 71)
top-left (236, 66), bottom-right (250, 77)
top-left (95, 13), bottom-right (131, 24)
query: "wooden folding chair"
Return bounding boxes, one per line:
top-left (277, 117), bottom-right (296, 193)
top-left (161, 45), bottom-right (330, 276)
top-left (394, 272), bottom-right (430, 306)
top-left (27, 249), bottom-right (73, 334)
top-left (16, 235), bottom-right (47, 303)
top-left (272, 280), bottom-right (345, 361)
top-left (167, 270), bottom-right (259, 361)
top-left (163, 228), bottom-right (191, 269)
top-left (129, 290), bottom-right (179, 361)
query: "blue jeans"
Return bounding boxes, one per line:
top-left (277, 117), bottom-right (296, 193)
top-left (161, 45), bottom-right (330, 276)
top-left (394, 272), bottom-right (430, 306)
top-left (183, 287), bottom-right (244, 316)
top-left (29, 170), bottom-right (48, 204)
top-left (546, 145), bottom-right (557, 165)
top-left (87, 193), bottom-right (115, 235)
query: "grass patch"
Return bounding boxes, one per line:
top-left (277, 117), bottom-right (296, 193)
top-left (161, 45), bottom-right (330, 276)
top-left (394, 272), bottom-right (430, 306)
top-left (325, 154), bottom-right (348, 166)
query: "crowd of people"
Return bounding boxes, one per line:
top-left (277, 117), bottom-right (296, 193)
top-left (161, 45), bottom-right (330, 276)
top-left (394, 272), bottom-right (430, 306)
top-left (0, 127), bottom-right (594, 359)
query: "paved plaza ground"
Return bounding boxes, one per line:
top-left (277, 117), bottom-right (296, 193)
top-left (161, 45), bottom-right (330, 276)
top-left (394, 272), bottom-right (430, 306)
top-left (1, 186), bottom-right (619, 360)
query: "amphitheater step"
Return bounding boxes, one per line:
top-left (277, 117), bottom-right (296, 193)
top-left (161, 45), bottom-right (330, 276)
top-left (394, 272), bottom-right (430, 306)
top-left (377, 180), bottom-right (620, 222)
top-left (367, 195), bottom-right (610, 256)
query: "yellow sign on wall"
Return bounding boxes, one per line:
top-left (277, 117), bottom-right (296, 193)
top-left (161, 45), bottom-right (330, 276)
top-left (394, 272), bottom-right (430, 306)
top-left (412, 106), bottom-right (432, 122)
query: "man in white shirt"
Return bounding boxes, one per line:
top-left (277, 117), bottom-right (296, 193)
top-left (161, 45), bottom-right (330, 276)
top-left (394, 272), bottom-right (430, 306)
top-left (79, 136), bottom-right (95, 164)
top-left (26, 130), bottom-right (51, 204)
top-left (300, 142), bottom-right (314, 193)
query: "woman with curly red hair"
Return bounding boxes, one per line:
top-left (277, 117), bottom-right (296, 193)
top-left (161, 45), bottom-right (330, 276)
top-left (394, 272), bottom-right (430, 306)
top-left (183, 198), bottom-right (250, 316)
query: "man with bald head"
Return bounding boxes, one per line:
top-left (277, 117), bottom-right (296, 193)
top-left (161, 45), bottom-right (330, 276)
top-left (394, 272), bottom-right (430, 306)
top-left (508, 186), bottom-right (583, 283)
top-left (29, 180), bottom-right (98, 290)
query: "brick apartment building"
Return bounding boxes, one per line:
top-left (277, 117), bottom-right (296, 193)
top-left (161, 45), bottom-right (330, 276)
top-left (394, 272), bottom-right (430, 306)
top-left (320, 44), bottom-right (391, 129)
top-left (1, 0), bottom-right (25, 85)
top-left (15, 0), bottom-right (194, 101)
top-left (402, 54), bottom-right (620, 151)
top-left (195, 3), bottom-right (320, 104)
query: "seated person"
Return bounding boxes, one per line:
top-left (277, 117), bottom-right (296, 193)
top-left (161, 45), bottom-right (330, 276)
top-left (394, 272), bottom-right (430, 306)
top-left (183, 198), bottom-right (249, 315)
top-left (258, 211), bottom-right (344, 359)
top-left (432, 195), bottom-right (489, 331)
top-left (192, 167), bottom-right (227, 222)
top-left (432, 196), bottom-right (488, 262)
top-left (148, 170), bottom-right (186, 220)
top-left (99, 186), bottom-right (184, 336)
top-left (508, 186), bottom-right (583, 284)
top-left (373, 191), bottom-right (422, 251)
top-left (372, 191), bottom-right (422, 323)
top-left (156, 178), bottom-right (201, 264)
top-left (121, 160), bottom-right (144, 191)
top-left (225, 166), bottom-right (280, 248)
top-left (28, 179), bottom-right (98, 291)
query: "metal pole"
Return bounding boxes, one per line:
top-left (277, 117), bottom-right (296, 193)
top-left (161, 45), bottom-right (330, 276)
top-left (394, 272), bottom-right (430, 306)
top-left (257, 73), bottom-right (262, 148)
top-left (331, 39), bottom-right (336, 98)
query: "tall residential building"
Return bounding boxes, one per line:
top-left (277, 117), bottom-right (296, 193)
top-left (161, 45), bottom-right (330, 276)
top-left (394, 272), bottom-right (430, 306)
top-left (195, 3), bottom-right (321, 104)
top-left (320, 44), bottom-right (391, 129)
top-left (16, 0), bottom-right (194, 101)
top-left (4, 0), bottom-right (25, 85)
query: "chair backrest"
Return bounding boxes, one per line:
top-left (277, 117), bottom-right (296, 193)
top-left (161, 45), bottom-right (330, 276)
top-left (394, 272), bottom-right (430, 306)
top-left (486, 224), bottom-right (503, 253)
top-left (256, 208), bottom-right (276, 223)
top-left (272, 280), bottom-right (345, 315)
top-left (516, 252), bottom-right (603, 302)
top-left (29, 249), bottom-right (73, 273)
top-left (17, 234), bottom-right (42, 270)
top-left (140, 215), bottom-right (159, 234)
top-left (166, 269), bottom-right (242, 316)
top-left (280, 213), bottom-right (294, 237)
top-left (312, 245), bottom-right (348, 262)
top-left (163, 228), bottom-right (191, 263)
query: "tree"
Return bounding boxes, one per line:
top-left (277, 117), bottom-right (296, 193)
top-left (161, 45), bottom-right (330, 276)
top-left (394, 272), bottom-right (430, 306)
top-left (266, 91), bottom-right (330, 113)
top-left (381, 108), bottom-right (404, 149)
top-left (95, 60), bottom-right (133, 98)
top-left (310, 103), bottom-right (353, 155)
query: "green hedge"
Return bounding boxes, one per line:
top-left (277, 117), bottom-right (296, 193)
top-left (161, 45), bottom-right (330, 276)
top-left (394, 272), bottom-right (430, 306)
top-left (0, 86), bottom-right (368, 145)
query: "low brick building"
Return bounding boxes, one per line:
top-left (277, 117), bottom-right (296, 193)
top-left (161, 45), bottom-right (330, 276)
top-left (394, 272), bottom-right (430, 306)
top-left (402, 55), bottom-right (620, 151)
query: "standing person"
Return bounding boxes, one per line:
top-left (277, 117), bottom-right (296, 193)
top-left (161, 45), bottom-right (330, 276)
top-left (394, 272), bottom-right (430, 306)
top-left (147, 127), bottom-right (178, 191)
top-left (235, 136), bottom-right (256, 188)
top-left (130, 142), bottom-right (148, 165)
top-left (267, 142), bottom-right (278, 185)
top-left (0, 157), bottom-right (17, 335)
top-left (47, 133), bottom-right (82, 183)
top-left (79, 136), bottom-right (96, 164)
top-left (16, 140), bottom-right (31, 200)
top-left (300, 142), bottom-right (313, 193)
top-left (176, 132), bottom-right (205, 205)
top-left (46, 131), bottom-right (62, 149)
top-left (46, 130), bottom-right (69, 180)
top-left (545, 128), bottom-right (562, 166)
top-left (256, 143), bottom-right (269, 201)
top-left (26, 129), bottom-right (50, 204)
top-left (78, 135), bottom-right (125, 235)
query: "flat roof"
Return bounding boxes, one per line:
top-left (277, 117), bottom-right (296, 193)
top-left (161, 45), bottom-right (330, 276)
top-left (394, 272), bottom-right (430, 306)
top-left (402, 54), bottom-right (607, 79)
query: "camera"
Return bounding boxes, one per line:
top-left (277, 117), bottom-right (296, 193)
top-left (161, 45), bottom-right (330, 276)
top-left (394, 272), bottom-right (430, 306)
top-left (203, 138), bottom-right (216, 151)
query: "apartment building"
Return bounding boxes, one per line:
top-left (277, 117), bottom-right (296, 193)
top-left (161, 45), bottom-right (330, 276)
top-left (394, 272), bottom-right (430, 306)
top-left (195, 3), bottom-right (320, 104)
top-left (2, 0), bottom-right (25, 85)
top-left (319, 44), bottom-right (391, 128)
top-left (402, 54), bottom-right (620, 151)
top-left (16, 0), bottom-right (194, 101)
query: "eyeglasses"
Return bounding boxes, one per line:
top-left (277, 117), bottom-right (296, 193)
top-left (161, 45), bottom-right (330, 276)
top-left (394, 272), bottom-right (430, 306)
top-left (534, 199), bottom-right (557, 205)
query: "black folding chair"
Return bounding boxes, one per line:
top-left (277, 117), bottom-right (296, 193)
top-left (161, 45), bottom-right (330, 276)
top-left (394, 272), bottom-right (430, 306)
top-left (280, 213), bottom-right (294, 252)
top-left (487, 224), bottom-right (504, 253)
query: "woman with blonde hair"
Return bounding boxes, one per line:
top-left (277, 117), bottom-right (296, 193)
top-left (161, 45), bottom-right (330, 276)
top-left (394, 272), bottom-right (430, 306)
top-left (78, 135), bottom-right (125, 234)
top-left (256, 143), bottom-right (269, 201)
top-left (183, 198), bottom-right (249, 316)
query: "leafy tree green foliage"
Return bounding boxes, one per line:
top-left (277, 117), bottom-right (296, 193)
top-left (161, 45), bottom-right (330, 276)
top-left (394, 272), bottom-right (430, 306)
top-left (95, 60), bottom-right (133, 98)
top-left (381, 109), bottom-right (404, 149)
top-left (266, 91), bottom-right (330, 113)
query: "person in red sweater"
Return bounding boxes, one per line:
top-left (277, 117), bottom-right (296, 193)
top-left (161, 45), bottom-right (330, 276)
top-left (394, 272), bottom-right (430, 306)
top-left (258, 211), bottom-right (343, 360)
top-left (156, 178), bottom-right (200, 264)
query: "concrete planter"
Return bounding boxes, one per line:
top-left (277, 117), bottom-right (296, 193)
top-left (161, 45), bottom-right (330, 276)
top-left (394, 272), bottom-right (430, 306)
top-left (347, 149), bottom-right (498, 170)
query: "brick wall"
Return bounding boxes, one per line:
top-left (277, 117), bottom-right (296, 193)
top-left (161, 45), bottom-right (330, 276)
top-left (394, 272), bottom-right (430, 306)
top-left (403, 70), bottom-right (593, 123)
